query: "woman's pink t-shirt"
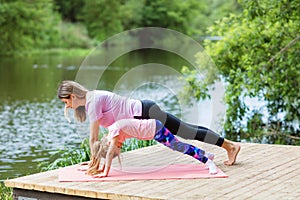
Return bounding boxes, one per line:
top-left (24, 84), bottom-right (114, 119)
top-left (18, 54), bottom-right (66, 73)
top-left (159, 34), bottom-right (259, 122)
top-left (107, 119), bottom-right (156, 144)
top-left (85, 90), bottom-right (142, 127)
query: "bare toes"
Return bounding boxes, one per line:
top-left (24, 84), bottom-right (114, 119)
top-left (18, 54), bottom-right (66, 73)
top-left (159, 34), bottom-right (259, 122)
top-left (225, 144), bottom-right (241, 166)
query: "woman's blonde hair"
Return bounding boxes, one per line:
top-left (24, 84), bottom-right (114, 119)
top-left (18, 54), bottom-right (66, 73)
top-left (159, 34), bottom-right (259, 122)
top-left (87, 137), bottom-right (121, 175)
top-left (57, 80), bottom-right (88, 122)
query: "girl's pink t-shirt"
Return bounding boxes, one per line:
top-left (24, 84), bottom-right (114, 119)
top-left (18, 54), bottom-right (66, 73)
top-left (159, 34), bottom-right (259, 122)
top-left (107, 119), bottom-right (156, 144)
top-left (85, 90), bottom-right (142, 127)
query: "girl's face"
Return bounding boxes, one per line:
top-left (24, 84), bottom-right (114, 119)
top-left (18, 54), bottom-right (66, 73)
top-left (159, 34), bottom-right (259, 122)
top-left (61, 94), bottom-right (80, 109)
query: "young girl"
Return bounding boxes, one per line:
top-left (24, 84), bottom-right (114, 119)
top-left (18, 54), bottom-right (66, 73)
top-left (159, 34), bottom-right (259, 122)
top-left (86, 119), bottom-right (218, 177)
top-left (58, 80), bottom-right (240, 166)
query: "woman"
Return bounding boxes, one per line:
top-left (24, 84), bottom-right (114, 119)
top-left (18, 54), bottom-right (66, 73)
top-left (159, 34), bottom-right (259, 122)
top-left (57, 80), bottom-right (240, 165)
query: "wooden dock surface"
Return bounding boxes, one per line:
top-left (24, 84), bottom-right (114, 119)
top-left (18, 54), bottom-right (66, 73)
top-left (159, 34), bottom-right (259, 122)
top-left (5, 141), bottom-right (300, 199)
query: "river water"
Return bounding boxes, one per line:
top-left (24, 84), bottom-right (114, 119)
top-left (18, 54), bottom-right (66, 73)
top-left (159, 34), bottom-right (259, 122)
top-left (1, 49), bottom-right (227, 180)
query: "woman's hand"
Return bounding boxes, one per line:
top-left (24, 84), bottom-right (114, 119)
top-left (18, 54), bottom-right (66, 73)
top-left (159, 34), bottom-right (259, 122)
top-left (80, 161), bottom-right (90, 165)
top-left (93, 172), bottom-right (108, 178)
top-left (77, 161), bottom-right (91, 171)
top-left (77, 165), bottom-right (89, 171)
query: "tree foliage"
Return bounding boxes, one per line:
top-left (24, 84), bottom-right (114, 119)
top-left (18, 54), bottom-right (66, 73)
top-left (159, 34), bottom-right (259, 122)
top-left (81, 0), bottom-right (123, 41)
top-left (79, 0), bottom-right (207, 40)
top-left (54, 0), bottom-right (240, 39)
top-left (53, 0), bottom-right (85, 22)
top-left (0, 0), bottom-right (61, 55)
top-left (138, 0), bottom-right (205, 36)
top-left (0, 0), bottom-right (241, 55)
top-left (183, 0), bottom-right (300, 144)
top-left (132, 0), bottom-right (241, 36)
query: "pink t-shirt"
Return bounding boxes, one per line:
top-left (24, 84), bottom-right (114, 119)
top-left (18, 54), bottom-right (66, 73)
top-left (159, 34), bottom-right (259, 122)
top-left (107, 119), bottom-right (157, 144)
top-left (85, 90), bottom-right (142, 127)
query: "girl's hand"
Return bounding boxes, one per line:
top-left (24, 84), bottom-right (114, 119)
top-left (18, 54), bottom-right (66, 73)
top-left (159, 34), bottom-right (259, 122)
top-left (97, 166), bottom-right (105, 173)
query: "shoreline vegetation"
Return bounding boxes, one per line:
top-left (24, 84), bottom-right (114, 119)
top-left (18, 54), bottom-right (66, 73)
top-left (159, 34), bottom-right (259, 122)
top-left (1, 48), bottom-right (93, 58)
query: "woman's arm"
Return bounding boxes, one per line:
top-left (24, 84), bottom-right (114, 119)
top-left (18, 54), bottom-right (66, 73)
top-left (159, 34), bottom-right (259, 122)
top-left (89, 120), bottom-right (99, 149)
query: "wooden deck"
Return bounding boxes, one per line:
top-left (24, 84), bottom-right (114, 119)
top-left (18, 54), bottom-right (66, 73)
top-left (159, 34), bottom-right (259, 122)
top-left (5, 141), bottom-right (300, 200)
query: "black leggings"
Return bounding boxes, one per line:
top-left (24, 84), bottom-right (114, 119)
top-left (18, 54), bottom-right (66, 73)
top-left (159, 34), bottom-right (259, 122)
top-left (135, 100), bottom-right (224, 147)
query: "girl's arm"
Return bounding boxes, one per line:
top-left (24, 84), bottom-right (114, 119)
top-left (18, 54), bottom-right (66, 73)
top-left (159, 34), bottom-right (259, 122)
top-left (99, 163), bottom-right (105, 173)
top-left (94, 136), bottom-right (119, 177)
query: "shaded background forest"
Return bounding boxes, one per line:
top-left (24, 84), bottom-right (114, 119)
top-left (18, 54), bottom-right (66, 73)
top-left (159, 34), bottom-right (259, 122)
top-left (0, 0), bottom-right (241, 55)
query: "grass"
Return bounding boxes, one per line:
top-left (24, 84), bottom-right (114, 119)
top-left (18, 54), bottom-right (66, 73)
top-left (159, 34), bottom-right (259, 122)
top-left (0, 48), bottom-right (93, 58)
top-left (122, 138), bottom-right (157, 152)
top-left (0, 182), bottom-right (12, 200)
top-left (38, 138), bottom-right (91, 171)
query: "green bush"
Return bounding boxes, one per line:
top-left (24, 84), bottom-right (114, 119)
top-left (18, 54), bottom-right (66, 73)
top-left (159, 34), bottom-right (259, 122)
top-left (0, 182), bottom-right (12, 200)
top-left (39, 138), bottom-right (91, 171)
top-left (181, 0), bottom-right (300, 144)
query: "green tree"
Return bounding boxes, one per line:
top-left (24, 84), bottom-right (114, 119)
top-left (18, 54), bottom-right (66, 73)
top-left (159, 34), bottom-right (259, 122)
top-left (123, 0), bottom-right (242, 36)
top-left (138, 0), bottom-right (205, 36)
top-left (200, 0), bottom-right (242, 31)
top-left (182, 0), bottom-right (300, 144)
top-left (53, 0), bottom-right (85, 22)
top-left (81, 0), bottom-right (123, 41)
top-left (0, 0), bottom-right (61, 55)
top-left (119, 0), bottom-right (144, 30)
top-left (55, 0), bottom-right (241, 42)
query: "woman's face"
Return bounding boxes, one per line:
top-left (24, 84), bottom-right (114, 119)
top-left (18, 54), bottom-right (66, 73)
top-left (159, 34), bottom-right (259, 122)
top-left (61, 94), bottom-right (80, 109)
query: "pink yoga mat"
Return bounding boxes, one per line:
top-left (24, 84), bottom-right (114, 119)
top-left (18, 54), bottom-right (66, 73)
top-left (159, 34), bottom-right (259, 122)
top-left (58, 164), bottom-right (228, 182)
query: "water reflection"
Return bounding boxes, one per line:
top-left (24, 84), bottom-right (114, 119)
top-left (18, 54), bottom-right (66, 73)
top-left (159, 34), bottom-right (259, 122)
top-left (0, 99), bottom-right (85, 180)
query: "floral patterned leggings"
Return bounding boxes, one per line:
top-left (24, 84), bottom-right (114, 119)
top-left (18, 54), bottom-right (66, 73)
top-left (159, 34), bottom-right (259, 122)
top-left (154, 120), bottom-right (208, 164)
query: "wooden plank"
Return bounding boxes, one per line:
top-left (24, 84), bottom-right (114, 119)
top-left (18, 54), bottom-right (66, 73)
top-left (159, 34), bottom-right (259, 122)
top-left (13, 188), bottom-right (98, 200)
top-left (248, 168), bottom-right (300, 199)
top-left (4, 143), bottom-right (300, 199)
top-left (214, 145), bottom-right (299, 199)
top-left (213, 154), bottom-right (296, 197)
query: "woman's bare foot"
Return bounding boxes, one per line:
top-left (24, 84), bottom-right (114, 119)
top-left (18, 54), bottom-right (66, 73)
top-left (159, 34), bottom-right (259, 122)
top-left (222, 139), bottom-right (241, 166)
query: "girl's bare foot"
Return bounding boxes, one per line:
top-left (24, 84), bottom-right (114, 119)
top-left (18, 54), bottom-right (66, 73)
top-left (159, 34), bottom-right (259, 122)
top-left (222, 139), bottom-right (241, 166)
top-left (206, 159), bottom-right (218, 174)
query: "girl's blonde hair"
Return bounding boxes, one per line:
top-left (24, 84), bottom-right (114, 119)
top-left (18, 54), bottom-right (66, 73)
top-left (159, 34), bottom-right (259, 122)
top-left (57, 80), bottom-right (88, 122)
top-left (87, 137), bottom-right (121, 175)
